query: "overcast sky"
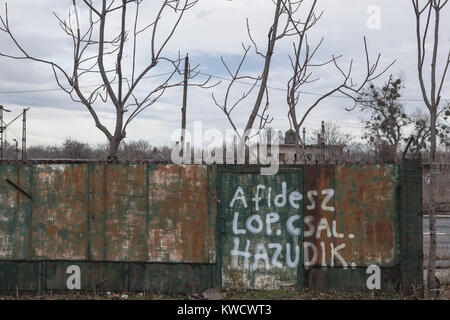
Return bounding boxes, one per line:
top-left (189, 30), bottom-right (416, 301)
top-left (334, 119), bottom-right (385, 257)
top-left (0, 0), bottom-right (449, 148)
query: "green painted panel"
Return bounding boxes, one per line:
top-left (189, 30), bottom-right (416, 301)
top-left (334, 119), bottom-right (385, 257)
top-left (0, 165), bottom-right (32, 259)
top-left (306, 266), bottom-right (400, 292)
top-left (45, 261), bottom-right (127, 292)
top-left (0, 261), bottom-right (20, 291)
top-left (399, 159), bottom-right (423, 295)
top-left (0, 261), bottom-right (40, 292)
top-left (219, 166), bottom-right (303, 290)
top-left (128, 263), bottom-right (215, 294)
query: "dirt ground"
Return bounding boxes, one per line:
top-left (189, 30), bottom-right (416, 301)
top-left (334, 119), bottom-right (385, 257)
top-left (0, 286), bottom-right (448, 300)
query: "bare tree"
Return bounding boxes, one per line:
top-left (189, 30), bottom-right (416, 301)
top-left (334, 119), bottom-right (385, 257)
top-left (309, 121), bottom-right (353, 147)
top-left (213, 0), bottom-right (294, 143)
top-left (0, 0), bottom-right (212, 161)
top-left (284, 0), bottom-right (394, 162)
top-left (412, 0), bottom-right (449, 291)
top-left (62, 138), bottom-right (92, 159)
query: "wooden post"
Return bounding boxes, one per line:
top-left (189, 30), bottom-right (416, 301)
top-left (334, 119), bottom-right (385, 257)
top-left (321, 120), bottom-right (325, 161)
top-left (180, 54), bottom-right (189, 157)
top-left (22, 108), bottom-right (28, 162)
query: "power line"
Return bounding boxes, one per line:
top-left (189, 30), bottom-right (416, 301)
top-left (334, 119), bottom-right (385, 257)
top-left (0, 69), bottom-right (448, 103)
top-left (0, 72), bottom-right (174, 94)
top-left (196, 72), bottom-right (450, 103)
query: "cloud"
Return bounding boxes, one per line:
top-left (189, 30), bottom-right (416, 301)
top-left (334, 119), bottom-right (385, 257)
top-left (0, 0), bottom-right (449, 147)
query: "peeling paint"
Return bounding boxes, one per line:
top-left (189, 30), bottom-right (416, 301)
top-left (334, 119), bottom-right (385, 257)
top-left (0, 162), bottom-right (422, 294)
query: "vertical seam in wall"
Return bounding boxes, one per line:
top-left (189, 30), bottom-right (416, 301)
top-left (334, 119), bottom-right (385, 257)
top-left (29, 165), bottom-right (34, 260)
top-left (395, 164), bottom-right (402, 267)
top-left (16, 163), bottom-right (20, 259)
top-left (86, 164), bottom-right (91, 261)
top-left (145, 164), bottom-right (150, 262)
top-left (206, 165), bottom-right (210, 265)
top-left (103, 164), bottom-right (108, 261)
top-left (216, 166), bottom-right (223, 289)
top-left (299, 166), bottom-right (305, 290)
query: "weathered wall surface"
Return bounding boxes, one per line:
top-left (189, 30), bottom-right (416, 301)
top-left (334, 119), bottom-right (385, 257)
top-left (0, 164), bottom-right (217, 293)
top-left (217, 164), bottom-right (410, 292)
top-left (0, 164), bottom-right (215, 263)
top-left (0, 162), bottom-right (422, 294)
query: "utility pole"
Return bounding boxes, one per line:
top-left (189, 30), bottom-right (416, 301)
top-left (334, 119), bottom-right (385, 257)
top-left (22, 108), bottom-right (29, 162)
top-left (302, 127), bottom-right (306, 148)
top-left (180, 54), bottom-right (189, 158)
top-left (0, 105), bottom-right (11, 161)
top-left (321, 121), bottom-right (325, 161)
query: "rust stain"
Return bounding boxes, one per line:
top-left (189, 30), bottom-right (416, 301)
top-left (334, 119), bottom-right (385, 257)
top-left (335, 165), bottom-right (397, 266)
top-left (303, 165), bottom-right (335, 268)
top-left (32, 165), bottom-right (89, 260)
top-left (148, 165), bottom-right (209, 263)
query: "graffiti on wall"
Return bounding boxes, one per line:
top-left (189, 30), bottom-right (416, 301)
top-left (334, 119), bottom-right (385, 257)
top-left (228, 182), bottom-right (354, 270)
top-left (221, 165), bottom-right (401, 290)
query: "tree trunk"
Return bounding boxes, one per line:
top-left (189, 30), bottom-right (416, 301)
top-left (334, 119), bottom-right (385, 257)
top-left (107, 108), bottom-right (125, 162)
top-left (427, 109), bottom-right (437, 291)
top-left (242, 0), bottom-right (282, 139)
top-left (108, 135), bottom-right (122, 162)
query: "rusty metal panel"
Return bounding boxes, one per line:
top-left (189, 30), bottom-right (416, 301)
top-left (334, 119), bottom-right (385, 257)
top-left (303, 165), bottom-right (336, 269)
top-left (148, 165), bottom-right (210, 263)
top-left (0, 165), bottom-right (32, 259)
top-left (31, 165), bottom-right (89, 260)
top-left (333, 164), bottom-right (399, 266)
top-left (88, 164), bottom-right (148, 261)
top-left (103, 165), bottom-right (147, 261)
top-left (88, 164), bottom-right (107, 260)
top-left (219, 166), bottom-right (303, 290)
top-left (0, 162), bottom-right (421, 294)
